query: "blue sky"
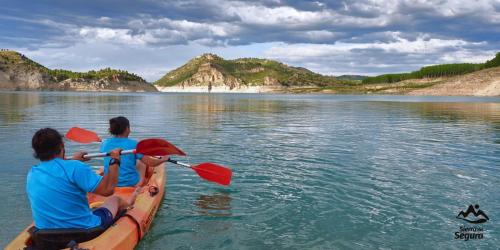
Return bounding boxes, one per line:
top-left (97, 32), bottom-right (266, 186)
top-left (1, 0), bottom-right (499, 81)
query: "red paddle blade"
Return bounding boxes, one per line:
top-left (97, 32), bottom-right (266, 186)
top-left (137, 138), bottom-right (186, 156)
top-left (65, 127), bottom-right (101, 143)
top-left (192, 163), bottom-right (232, 186)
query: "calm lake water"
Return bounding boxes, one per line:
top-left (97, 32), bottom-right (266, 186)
top-left (0, 91), bottom-right (499, 249)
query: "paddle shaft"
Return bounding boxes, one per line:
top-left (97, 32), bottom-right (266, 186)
top-left (83, 149), bottom-right (135, 159)
top-left (83, 151), bottom-right (188, 167)
top-left (84, 151), bottom-right (186, 167)
top-left (167, 158), bottom-right (192, 168)
top-left (81, 151), bottom-right (231, 186)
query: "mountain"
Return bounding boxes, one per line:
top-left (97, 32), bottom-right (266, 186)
top-left (154, 53), bottom-right (340, 91)
top-left (0, 50), bottom-right (157, 92)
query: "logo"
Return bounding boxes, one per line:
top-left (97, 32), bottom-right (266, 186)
top-left (454, 204), bottom-right (489, 241)
top-left (456, 204), bottom-right (489, 224)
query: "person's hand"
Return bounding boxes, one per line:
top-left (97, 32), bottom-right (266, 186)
top-left (73, 151), bottom-right (89, 162)
top-left (109, 148), bottom-right (122, 160)
top-left (161, 156), bottom-right (170, 162)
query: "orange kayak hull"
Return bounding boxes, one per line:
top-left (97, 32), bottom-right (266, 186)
top-left (6, 164), bottom-right (166, 250)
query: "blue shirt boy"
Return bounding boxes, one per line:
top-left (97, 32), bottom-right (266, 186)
top-left (101, 137), bottom-right (143, 186)
top-left (27, 158), bottom-right (103, 229)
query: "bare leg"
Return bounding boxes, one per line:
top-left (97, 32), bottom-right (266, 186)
top-left (100, 188), bottom-right (141, 218)
top-left (135, 160), bottom-right (147, 187)
top-left (100, 196), bottom-right (126, 218)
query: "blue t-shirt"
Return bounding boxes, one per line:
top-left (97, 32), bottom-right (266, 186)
top-left (101, 137), bottom-right (143, 187)
top-left (27, 158), bottom-right (103, 229)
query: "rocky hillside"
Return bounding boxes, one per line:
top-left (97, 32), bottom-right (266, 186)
top-left (407, 66), bottom-right (500, 96)
top-left (297, 66), bottom-right (499, 96)
top-left (362, 52), bottom-right (500, 84)
top-left (0, 50), bottom-right (52, 90)
top-left (155, 53), bottom-right (340, 90)
top-left (0, 50), bottom-right (157, 92)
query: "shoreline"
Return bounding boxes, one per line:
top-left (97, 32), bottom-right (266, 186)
top-left (156, 85), bottom-right (282, 93)
top-left (155, 85), bottom-right (500, 97)
top-left (1, 80), bottom-right (498, 97)
top-left (156, 67), bottom-right (500, 96)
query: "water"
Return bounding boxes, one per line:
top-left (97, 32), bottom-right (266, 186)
top-left (0, 91), bottom-right (499, 249)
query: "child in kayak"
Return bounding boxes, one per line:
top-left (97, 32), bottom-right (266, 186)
top-left (27, 128), bottom-right (136, 232)
top-left (101, 116), bottom-right (169, 187)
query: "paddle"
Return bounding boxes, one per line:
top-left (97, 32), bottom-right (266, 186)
top-left (66, 127), bottom-right (102, 143)
top-left (65, 127), bottom-right (232, 186)
top-left (167, 160), bottom-right (232, 186)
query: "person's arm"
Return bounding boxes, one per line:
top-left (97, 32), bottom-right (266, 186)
top-left (140, 155), bottom-right (169, 167)
top-left (93, 149), bottom-right (122, 196)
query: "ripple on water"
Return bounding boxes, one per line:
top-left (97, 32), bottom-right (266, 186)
top-left (0, 92), bottom-right (499, 249)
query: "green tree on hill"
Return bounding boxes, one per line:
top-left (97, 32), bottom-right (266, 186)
top-left (362, 52), bottom-right (499, 84)
top-left (48, 67), bottom-right (144, 81)
top-left (484, 52), bottom-right (500, 68)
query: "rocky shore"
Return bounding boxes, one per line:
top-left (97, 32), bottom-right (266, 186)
top-left (0, 50), bottom-right (157, 92)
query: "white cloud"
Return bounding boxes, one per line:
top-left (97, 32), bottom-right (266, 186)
top-left (128, 17), bottom-right (238, 37)
top-left (264, 34), bottom-right (486, 59)
top-left (3, 0), bottom-right (499, 78)
top-left (222, 1), bottom-right (392, 28)
top-left (399, 0), bottom-right (498, 19)
top-left (227, 4), bottom-right (330, 26)
top-left (298, 30), bottom-right (339, 41)
top-left (78, 27), bottom-right (148, 45)
top-left (263, 33), bottom-right (496, 75)
top-left (439, 50), bottom-right (495, 63)
top-left (70, 17), bottom-right (241, 47)
top-left (98, 16), bottom-right (111, 23)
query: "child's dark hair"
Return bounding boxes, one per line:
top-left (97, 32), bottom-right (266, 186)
top-left (109, 116), bottom-right (130, 135)
top-left (32, 128), bottom-right (63, 161)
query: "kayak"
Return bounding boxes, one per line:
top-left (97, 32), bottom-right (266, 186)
top-left (6, 163), bottom-right (166, 250)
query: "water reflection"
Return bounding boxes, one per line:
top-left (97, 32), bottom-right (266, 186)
top-left (195, 191), bottom-right (232, 217)
top-left (411, 102), bottom-right (500, 123)
top-left (178, 95), bottom-right (317, 126)
top-left (2, 92), bottom-right (500, 249)
top-left (180, 95), bottom-right (288, 114)
top-left (0, 92), bottom-right (41, 123)
top-left (409, 102), bottom-right (500, 145)
top-left (179, 96), bottom-right (284, 130)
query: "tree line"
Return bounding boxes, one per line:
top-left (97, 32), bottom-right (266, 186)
top-left (362, 52), bottom-right (500, 84)
top-left (48, 68), bottom-right (144, 81)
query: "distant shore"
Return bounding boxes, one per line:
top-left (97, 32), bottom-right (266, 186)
top-left (156, 85), bottom-right (281, 93)
top-left (156, 66), bottom-right (500, 96)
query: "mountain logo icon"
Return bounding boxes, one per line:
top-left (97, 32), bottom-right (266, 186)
top-left (456, 204), bottom-right (489, 224)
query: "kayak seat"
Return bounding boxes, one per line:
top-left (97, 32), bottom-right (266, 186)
top-left (28, 226), bottom-right (105, 250)
top-left (27, 209), bottom-right (128, 250)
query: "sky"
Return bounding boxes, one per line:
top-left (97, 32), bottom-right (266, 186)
top-left (0, 0), bottom-right (499, 82)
